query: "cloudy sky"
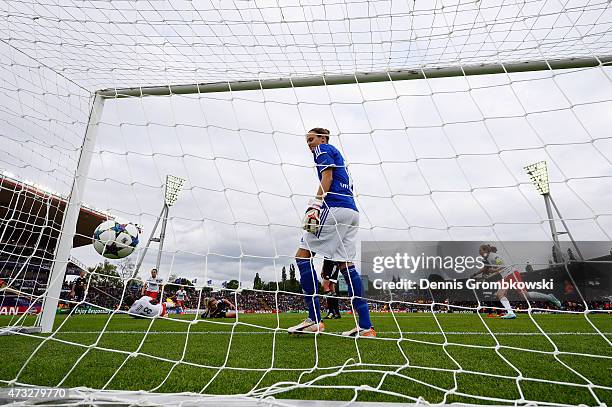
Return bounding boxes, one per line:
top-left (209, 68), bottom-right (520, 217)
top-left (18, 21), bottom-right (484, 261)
top-left (1, 0), bottom-right (611, 286)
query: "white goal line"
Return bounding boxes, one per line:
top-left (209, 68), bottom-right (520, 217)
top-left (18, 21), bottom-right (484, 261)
top-left (54, 330), bottom-right (611, 336)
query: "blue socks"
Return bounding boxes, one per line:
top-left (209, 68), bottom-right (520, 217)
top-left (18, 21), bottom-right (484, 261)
top-left (296, 260), bottom-right (371, 329)
top-left (296, 258), bottom-right (321, 322)
top-left (340, 265), bottom-right (372, 329)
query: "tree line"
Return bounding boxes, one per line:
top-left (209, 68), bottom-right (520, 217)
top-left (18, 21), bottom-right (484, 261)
top-left (252, 264), bottom-right (301, 293)
top-left (80, 260), bottom-right (301, 293)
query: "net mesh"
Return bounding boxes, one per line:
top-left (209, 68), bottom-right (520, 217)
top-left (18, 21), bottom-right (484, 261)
top-left (1, 0), bottom-right (611, 405)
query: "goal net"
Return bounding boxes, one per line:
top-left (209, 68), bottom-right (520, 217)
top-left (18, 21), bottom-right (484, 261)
top-left (1, 0), bottom-right (611, 405)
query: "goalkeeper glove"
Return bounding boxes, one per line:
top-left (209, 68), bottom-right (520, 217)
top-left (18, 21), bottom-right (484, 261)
top-left (302, 198), bottom-right (323, 234)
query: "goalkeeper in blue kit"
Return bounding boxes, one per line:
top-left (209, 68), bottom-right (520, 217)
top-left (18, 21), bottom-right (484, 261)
top-left (288, 128), bottom-right (375, 337)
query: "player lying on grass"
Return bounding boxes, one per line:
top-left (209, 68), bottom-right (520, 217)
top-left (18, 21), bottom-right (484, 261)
top-left (200, 297), bottom-right (236, 319)
top-left (321, 259), bottom-right (341, 319)
top-left (289, 127), bottom-right (375, 337)
top-left (472, 244), bottom-right (562, 319)
top-left (127, 295), bottom-right (177, 318)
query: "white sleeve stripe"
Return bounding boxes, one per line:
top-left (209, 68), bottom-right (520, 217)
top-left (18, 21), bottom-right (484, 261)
top-left (319, 164), bottom-right (336, 172)
top-left (315, 148), bottom-right (328, 159)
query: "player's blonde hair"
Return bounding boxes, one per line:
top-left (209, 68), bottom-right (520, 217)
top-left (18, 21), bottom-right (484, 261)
top-left (203, 297), bottom-right (216, 309)
top-left (479, 244), bottom-right (498, 253)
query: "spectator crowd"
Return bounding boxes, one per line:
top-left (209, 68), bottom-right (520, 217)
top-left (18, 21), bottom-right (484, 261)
top-left (53, 278), bottom-right (611, 315)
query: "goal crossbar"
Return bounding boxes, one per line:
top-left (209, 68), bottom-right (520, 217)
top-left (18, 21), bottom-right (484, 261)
top-left (97, 56), bottom-right (612, 98)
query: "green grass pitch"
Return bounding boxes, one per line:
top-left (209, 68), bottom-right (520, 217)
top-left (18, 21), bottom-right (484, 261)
top-left (2, 312), bottom-right (611, 405)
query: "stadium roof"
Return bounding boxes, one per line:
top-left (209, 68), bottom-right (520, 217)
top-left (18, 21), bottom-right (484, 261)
top-left (0, 173), bottom-right (110, 249)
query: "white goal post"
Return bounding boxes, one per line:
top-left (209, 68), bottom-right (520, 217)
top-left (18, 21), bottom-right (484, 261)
top-left (39, 95), bottom-right (105, 333)
top-left (39, 54), bottom-right (612, 334)
top-left (97, 56), bottom-right (612, 97)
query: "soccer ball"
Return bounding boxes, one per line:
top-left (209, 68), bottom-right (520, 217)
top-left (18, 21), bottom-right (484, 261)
top-left (93, 220), bottom-right (140, 259)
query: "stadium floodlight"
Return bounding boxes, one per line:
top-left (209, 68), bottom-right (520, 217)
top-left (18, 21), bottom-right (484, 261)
top-left (133, 174), bottom-right (186, 279)
top-left (164, 175), bottom-right (185, 206)
top-left (525, 161), bottom-right (583, 262)
top-left (524, 161), bottom-right (550, 195)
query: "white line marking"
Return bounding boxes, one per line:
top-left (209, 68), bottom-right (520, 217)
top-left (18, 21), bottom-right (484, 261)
top-left (53, 330), bottom-right (612, 336)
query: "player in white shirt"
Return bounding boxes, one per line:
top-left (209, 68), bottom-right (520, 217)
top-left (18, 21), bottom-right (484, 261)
top-left (142, 268), bottom-right (164, 300)
top-left (473, 244), bottom-right (561, 319)
top-left (174, 286), bottom-right (188, 314)
top-left (127, 295), bottom-right (175, 318)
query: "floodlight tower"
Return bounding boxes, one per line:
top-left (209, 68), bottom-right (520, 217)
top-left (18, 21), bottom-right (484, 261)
top-left (524, 161), bottom-right (583, 262)
top-left (133, 175), bottom-right (186, 278)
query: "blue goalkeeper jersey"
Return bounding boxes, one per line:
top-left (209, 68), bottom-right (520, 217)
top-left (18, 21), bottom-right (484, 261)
top-left (313, 144), bottom-right (358, 211)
